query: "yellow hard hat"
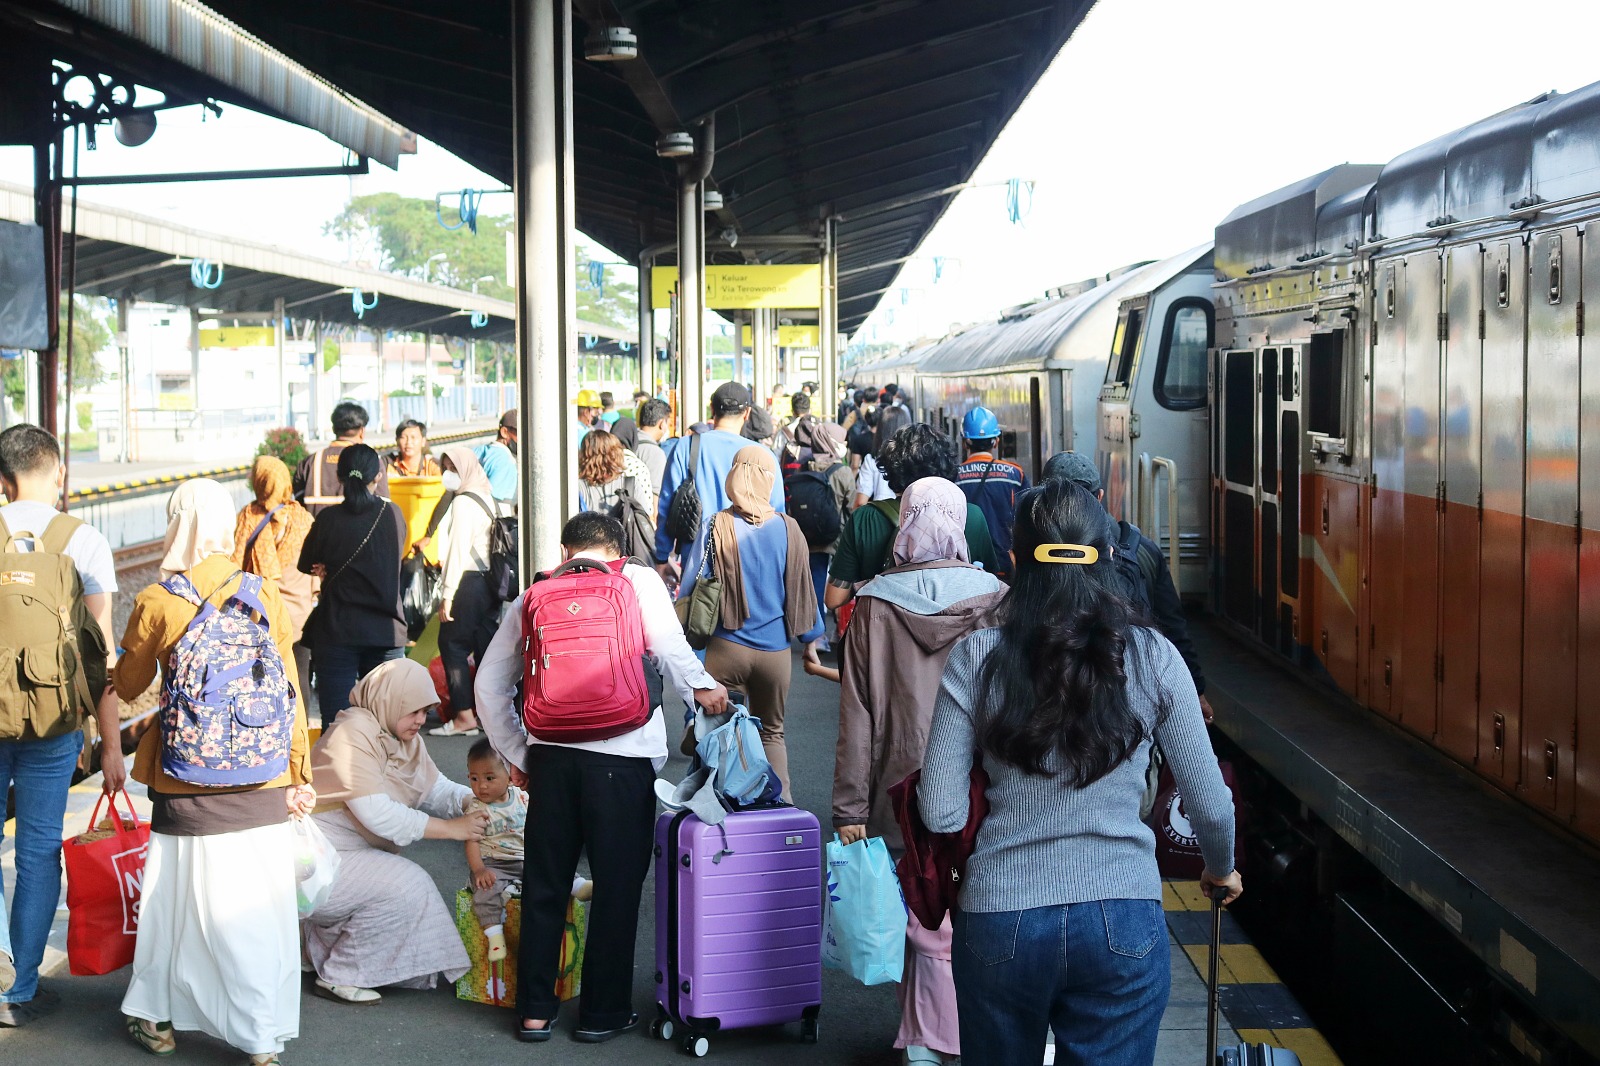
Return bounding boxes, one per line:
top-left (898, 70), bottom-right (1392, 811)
top-left (574, 388), bottom-right (602, 407)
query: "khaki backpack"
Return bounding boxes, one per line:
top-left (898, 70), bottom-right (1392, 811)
top-left (0, 512), bottom-right (107, 741)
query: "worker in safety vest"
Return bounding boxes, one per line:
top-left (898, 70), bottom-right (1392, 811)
top-left (954, 406), bottom-right (1029, 578)
top-left (295, 401), bottom-right (390, 515)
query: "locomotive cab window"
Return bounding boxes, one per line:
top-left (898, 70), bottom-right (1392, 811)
top-left (1153, 298), bottom-right (1214, 410)
top-left (1105, 303), bottom-right (1145, 388)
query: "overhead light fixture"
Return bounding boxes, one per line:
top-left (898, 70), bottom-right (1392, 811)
top-left (656, 130), bottom-right (694, 158)
top-left (702, 190), bottom-right (724, 211)
top-left (113, 111), bottom-right (157, 147)
top-left (584, 24), bottom-right (638, 61)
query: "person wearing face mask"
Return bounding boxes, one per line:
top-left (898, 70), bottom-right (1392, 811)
top-left (425, 445), bottom-right (502, 737)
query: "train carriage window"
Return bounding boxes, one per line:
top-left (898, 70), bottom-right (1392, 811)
top-left (1153, 298), bottom-right (1215, 411)
top-left (1307, 330), bottom-right (1345, 438)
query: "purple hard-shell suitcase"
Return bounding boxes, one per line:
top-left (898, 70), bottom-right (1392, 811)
top-left (653, 806), bottom-right (823, 1055)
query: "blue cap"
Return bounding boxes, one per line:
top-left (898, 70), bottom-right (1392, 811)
top-left (962, 406), bottom-right (1000, 440)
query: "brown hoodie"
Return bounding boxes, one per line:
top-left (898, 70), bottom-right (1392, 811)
top-left (832, 560), bottom-right (1006, 847)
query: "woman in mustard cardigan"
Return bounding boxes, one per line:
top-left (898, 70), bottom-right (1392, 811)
top-left (113, 478), bottom-right (314, 1066)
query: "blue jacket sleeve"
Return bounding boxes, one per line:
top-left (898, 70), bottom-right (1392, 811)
top-left (1142, 533), bottom-right (1205, 695)
top-left (655, 440), bottom-right (687, 563)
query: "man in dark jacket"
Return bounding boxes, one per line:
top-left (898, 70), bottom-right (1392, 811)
top-left (1042, 450), bottom-right (1212, 722)
top-left (295, 401), bottom-right (389, 514)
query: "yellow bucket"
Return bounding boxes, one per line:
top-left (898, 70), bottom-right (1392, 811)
top-left (388, 475), bottom-right (447, 564)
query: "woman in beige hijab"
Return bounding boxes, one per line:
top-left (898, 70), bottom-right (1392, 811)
top-left (701, 446), bottom-right (820, 795)
top-left (115, 478), bottom-right (314, 1066)
top-left (427, 444), bottom-right (503, 736)
top-left (302, 658), bottom-right (488, 1004)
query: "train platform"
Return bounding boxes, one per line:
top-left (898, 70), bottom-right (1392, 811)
top-left (0, 650), bottom-right (1334, 1065)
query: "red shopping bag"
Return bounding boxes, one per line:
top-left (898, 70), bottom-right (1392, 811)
top-left (63, 789), bottom-right (150, 975)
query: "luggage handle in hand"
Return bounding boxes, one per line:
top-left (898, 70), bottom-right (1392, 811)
top-left (1206, 886), bottom-right (1225, 1066)
top-left (81, 789), bottom-right (143, 844)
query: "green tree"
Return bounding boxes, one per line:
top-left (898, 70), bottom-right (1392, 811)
top-left (323, 194), bottom-right (638, 332)
top-left (2, 293), bottom-right (111, 412)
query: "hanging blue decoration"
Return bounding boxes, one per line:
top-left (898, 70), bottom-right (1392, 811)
top-left (900, 288), bottom-right (911, 306)
top-left (1005, 179), bottom-right (1033, 225)
top-left (583, 334), bottom-right (597, 349)
top-left (886, 309), bottom-right (895, 325)
top-left (933, 256), bottom-right (947, 283)
top-left (619, 341), bottom-right (632, 351)
top-left (189, 259), bottom-right (224, 289)
top-left (470, 310), bottom-right (489, 329)
top-left (437, 189), bottom-right (483, 234)
top-left (352, 289), bottom-right (379, 319)
top-left (587, 260), bottom-right (606, 295)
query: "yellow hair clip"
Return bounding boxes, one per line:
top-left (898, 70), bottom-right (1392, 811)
top-left (1034, 543), bottom-right (1099, 565)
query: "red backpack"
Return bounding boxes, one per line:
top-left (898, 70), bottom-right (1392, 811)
top-left (521, 557), bottom-right (649, 742)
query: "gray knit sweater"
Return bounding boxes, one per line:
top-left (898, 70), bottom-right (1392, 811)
top-left (919, 626), bottom-right (1234, 913)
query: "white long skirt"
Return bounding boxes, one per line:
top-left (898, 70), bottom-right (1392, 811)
top-left (122, 821), bottom-right (300, 1056)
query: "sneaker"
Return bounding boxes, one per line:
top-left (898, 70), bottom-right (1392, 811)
top-left (313, 979), bottom-right (382, 1005)
top-left (426, 721), bottom-right (481, 737)
top-left (0, 988), bottom-right (59, 1028)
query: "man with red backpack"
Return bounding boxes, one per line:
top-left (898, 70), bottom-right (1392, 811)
top-left (474, 512), bottom-right (728, 1045)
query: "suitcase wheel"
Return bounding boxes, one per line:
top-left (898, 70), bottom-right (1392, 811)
top-left (800, 1016), bottom-right (819, 1044)
top-left (680, 1033), bottom-right (709, 1057)
top-left (650, 1017), bottom-right (675, 1041)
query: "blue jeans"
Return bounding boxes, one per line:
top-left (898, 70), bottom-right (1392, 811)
top-left (313, 644), bottom-right (405, 728)
top-left (0, 730), bottom-right (84, 1002)
top-left (952, 900), bottom-right (1170, 1066)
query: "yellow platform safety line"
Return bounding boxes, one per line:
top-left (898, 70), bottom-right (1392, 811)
top-left (1238, 1028), bottom-right (1344, 1066)
top-left (1181, 942), bottom-right (1282, 985)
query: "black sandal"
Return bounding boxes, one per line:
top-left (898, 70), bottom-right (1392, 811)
top-left (516, 1020), bottom-right (554, 1043)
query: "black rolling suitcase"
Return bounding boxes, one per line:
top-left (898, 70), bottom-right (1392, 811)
top-left (1206, 891), bottom-right (1302, 1066)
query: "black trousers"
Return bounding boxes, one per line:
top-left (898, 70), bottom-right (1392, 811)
top-left (517, 745), bottom-right (655, 1027)
top-left (438, 570), bottom-right (500, 714)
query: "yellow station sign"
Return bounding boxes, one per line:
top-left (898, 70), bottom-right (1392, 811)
top-left (740, 324), bottom-right (821, 348)
top-left (199, 326), bottom-right (276, 348)
top-left (652, 265), bottom-right (821, 309)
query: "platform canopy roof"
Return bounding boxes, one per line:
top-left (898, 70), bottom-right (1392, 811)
top-left (0, 180), bottom-right (636, 345)
top-left (186, 0), bottom-right (1097, 334)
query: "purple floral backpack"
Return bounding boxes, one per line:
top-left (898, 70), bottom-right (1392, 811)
top-left (159, 571), bottom-right (296, 786)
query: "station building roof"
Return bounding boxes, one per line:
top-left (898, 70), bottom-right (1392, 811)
top-left (188, 0), bottom-right (1098, 334)
top-left (0, 179), bottom-right (635, 344)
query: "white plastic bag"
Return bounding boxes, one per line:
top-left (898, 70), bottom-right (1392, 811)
top-left (291, 815), bottom-right (341, 918)
top-left (822, 834), bottom-right (906, 986)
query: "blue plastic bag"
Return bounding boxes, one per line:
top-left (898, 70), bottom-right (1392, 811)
top-left (822, 835), bottom-right (906, 986)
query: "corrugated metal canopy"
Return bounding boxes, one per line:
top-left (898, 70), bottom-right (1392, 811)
top-left (0, 180), bottom-right (634, 344)
top-left (4, 0), bottom-right (414, 166)
top-left (188, 0), bottom-right (1097, 333)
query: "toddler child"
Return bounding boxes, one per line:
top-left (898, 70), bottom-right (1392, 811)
top-left (465, 739), bottom-right (590, 962)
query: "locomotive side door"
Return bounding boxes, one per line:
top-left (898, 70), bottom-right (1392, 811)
top-left (1099, 297), bottom-right (1147, 522)
top-left (1579, 225), bottom-right (1600, 840)
top-left (1216, 349), bottom-right (1258, 630)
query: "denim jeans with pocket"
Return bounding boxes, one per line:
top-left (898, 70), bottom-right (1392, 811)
top-left (952, 900), bottom-right (1170, 1066)
top-left (0, 730), bottom-right (84, 1002)
top-left (312, 644), bottom-right (405, 729)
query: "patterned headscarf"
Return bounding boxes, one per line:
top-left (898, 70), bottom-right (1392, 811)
top-left (891, 476), bottom-right (970, 566)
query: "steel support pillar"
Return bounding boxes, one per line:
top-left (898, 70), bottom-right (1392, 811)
top-left (677, 181), bottom-right (703, 431)
top-left (513, 0), bottom-right (577, 576)
top-left (309, 319), bottom-right (322, 435)
top-left (638, 250), bottom-right (654, 397)
top-left (34, 141), bottom-right (61, 435)
top-left (750, 308), bottom-right (771, 405)
top-left (819, 216), bottom-right (839, 413)
top-left (116, 297), bottom-right (131, 462)
top-left (190, 307), bottom-right (202, 412)
top-left (423, 332), bottom-right (435, 426)
top-left (274, 297), bottom-right (288, 429)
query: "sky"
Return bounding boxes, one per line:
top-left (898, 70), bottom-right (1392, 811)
top-left (5, 0), bottom-right (1600, 348)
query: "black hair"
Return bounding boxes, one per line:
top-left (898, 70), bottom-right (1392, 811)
top-left (790, 392), bottom-right (811, 416)
top-left (561, 512), bottom-right (624, 555)
top-left (632, 390), bottom-right (651, 403)
top-left (853, 389), bottom-right (867, 406)
top-left (467, 737), bottom-right (504, 767)
top-left (884, 383), bottom-right (899, 397)
top-left (878, 423), bottom-right (957, 494)
top-left (638, 398), bottom-right (671, 429)
top-left (336, 442), bottom-right (382, 513)
top-left (710, 388), bottom-right (749, 419)
top-left (977, 479), bottom-right (1148, 785)
top-left (331, 401), bottom-right (369, 437)
top-left (395, 418), bottom-right (426, 441)
top-left (599, 391), bottom-right (615, 409)
top-left (0, 424), bottom-right (61, 482)
top-left (970, 436), bottom-right (998, 453)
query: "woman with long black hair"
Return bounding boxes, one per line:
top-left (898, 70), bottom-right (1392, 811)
top-left (918, 479), bottom-right (1240, 1066)
top-left (299, 443), bottom-right (409, 729)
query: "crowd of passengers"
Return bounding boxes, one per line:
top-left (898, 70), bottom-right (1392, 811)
top-left (0, 380), bottom-right (1237, 1066)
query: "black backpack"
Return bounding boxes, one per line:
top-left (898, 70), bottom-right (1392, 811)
top-left (466, 493), bottom-right (520, 601)
top-left (785, 464), bottom-right (845, 548)
top-left (664, 430), bottom-right (704, 546)
top-left (610, 477), bottom-right (657, 564)
top-left (847, 418), bottom-right (875, 457)
top-left (1111, 520), bottom-right (1161, 616)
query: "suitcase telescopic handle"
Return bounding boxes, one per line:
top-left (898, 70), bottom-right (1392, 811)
top-left (1206, 887), bottom-right (1225, 1066)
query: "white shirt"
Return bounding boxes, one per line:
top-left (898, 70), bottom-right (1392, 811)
top-left (437, 492), bottom-right (496, 605)
top-left (855, 454), bottom-right (895, 502)
top-left (475, 551), bottom-right (718, 769)
top-left (0, 500), bottom-right (118, 595)
top-left (338, 776), bottom-right (474, 848)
